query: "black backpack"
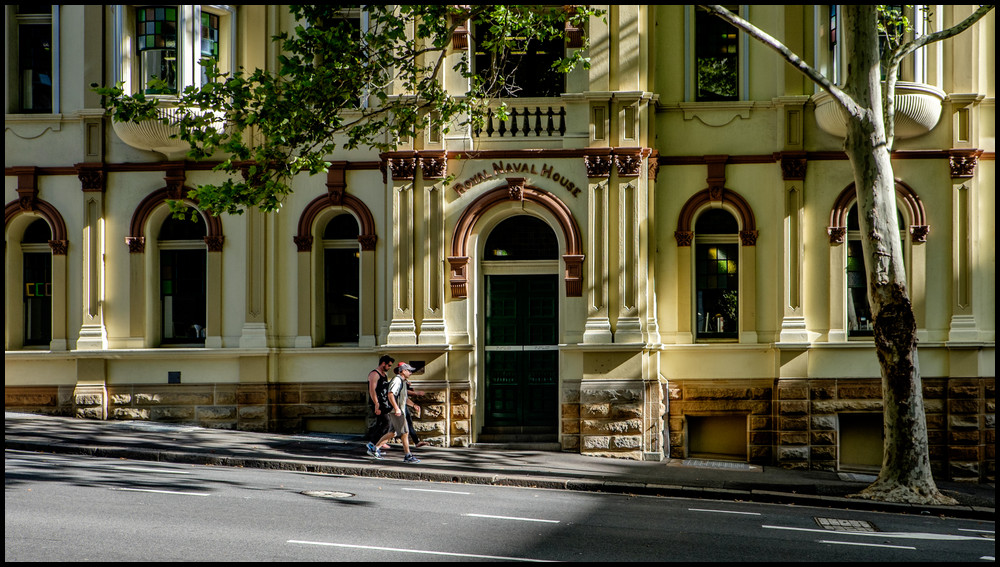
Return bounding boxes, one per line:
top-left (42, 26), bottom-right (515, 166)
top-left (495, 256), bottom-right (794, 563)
top-left (374, 374), bottom-right (391, 413)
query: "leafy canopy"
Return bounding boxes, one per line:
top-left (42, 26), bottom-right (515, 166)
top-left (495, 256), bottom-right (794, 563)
top-left (96, 5), bottom-right (601, 219)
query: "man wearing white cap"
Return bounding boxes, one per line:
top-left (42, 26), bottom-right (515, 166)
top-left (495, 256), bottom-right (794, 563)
top-left (371, 362), bottom-right (420, 463)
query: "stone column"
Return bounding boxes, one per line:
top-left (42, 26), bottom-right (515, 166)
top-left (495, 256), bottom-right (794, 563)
top-left (948, 150), bottom-right (980, 341)
top-left (418, 152), bottom-right (447, 344)
top-left (76, 163), bottom-right (108, 349)
top-left (583, 153), bottom-right (613, 343)
top-left (386, 155), bottom-right (418, 344)
top-left (293, 235), bottom-right (313, 347)
top-left (614, 149), bottom-right (643, 343)
top-left (778, 152), bottom-right (810, 343)
top-left (240, 207), bottom-right (268, 348)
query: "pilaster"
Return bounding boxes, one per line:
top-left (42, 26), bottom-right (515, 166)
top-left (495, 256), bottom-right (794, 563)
top-left (386, 155), bottom-right (418, 344)
top-left (76, 163), bottom-right (108, 350)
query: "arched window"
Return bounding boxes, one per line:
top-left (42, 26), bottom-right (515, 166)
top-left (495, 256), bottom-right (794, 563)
top-left (22, 219), bottom-right (52, 346)
top-left (845, 204), bottom-right (907, 338)
top-left (484, 216), bottom-right (559, 261)
top-left (158, 214), bottom-right (207, 345)
top-left (323, 213), bottom-right (360, 344)
top-left (695, 209), bottom-right (740, 339)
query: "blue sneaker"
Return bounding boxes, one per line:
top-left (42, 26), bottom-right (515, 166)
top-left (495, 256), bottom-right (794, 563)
top-left (366, 442), bottom-right (382, 459)
top-left (403, 453), bottom-right (420, 464)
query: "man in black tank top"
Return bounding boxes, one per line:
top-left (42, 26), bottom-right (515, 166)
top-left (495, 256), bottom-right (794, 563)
top-left (363, 355), bottom-right (393, 448)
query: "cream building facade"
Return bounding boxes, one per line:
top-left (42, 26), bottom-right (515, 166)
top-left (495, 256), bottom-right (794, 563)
top-left (5, 5), bottom-right (994, 481)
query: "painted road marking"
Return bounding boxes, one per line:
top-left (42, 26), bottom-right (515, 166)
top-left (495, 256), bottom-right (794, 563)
top-left (689, 508), bottom-right (761, 516)
top-left (763, 525), bottom-right (987, 541)
top-left (401, 487), bottom-right (472, 495)
top-left (818, 540), bottom-right (916, 550)
top-left (287, 540), bottom-right (555, 562)
top-left (464, 513), bottom-right (560, 524)
top-left (109, 487), bottom-right (209, 496)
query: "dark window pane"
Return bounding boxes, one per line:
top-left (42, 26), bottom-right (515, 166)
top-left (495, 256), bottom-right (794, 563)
top-left (160, 249), bottom-right (207, 344)
top-left (159, 214), bottom-right (207, 240)
top-left (473, 23), bottom-right (565, 98)
top-left (696, 243), bottom-right (738, 339)
top-left (696, 5), bottom-right (739, 101)
top-left (22, 219), bottom-right (52, 243)
top-left (323, 213), bottom-right (360, 240)
top-left (484, 215), bottom-right (558, 260)
top-left (324, 248), bottom-right (360, 343)
top-left (18, 21), bottom-right (53, 113)
top-left (696, 209), bottom-right (738, 234)
top-left (23, 252), bottom-right (52, 346)
top-left (137, 5), bottom-right (178, 93)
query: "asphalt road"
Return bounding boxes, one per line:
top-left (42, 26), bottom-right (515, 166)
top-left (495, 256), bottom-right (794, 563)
top-left (5, 450), bottom-right (995, 562)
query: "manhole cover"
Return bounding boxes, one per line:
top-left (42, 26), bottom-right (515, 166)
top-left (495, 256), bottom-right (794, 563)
top-left (815, 517), bottom-right (878, 532)
top-left (301, 490), bottom-right (354, 499)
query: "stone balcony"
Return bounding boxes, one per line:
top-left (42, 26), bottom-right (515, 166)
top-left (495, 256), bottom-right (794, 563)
top-left (812, 81), bottom-right (946, 140)
top-left (112, 99), bottom-right (223, 160)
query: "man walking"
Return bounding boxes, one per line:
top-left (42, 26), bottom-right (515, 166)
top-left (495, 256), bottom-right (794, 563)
top-left (369, 362), bottom-right (420, 463)
top-left (363, 355), bottom-right (393, 454)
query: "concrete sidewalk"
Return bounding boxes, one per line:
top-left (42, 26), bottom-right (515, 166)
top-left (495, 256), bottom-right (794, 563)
top-left (5, 412), bottom-right (994, 520)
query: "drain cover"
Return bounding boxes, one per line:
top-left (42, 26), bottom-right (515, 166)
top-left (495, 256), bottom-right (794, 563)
top-left (301, 490), bottom-right (354, 499)
top-left (815, 517), bottom-right (878, 532)
top-left (681, 459), bottom-right (753, 471)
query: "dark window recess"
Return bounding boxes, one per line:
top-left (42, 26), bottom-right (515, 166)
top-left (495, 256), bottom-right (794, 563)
top-left (159, 213), bottom-right (207, 240)
top-left (324, 213), bottom-right (360, 240)
top-left (695, 5), bottom-right (739, 101)
top-left (846, 204), bottom-right (905, 338)
top-left (484, 216), bottom-right (558, 261)
top-left (23, 252), bottom-right (53, 346)
top-left (324, 248), bottom-right (360, 343)
top-left (473, 23), bottom-right (565, 98)
top-left (16, 5), bottom-right (53, 113)
top-left (160, 249), bottom-right (207, 344)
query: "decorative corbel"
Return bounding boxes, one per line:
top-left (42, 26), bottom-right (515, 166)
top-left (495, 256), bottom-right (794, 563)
top-left (778, 151), bottom-right (807, 181)
top-left (706, 155), bottom-right (728, 200)
top-left (507, 177), bottom-right (525, 201)
top-left (674, 230), bottom-right (694, 247)
top-left (13, 167), bottom-right (39, 211)
top-left (76, 163), bottom-right (107, 193)
top-left (948, 149), bottom-right (980, 179)
top-left (164, 164), bottom-right (186, 200)
top-left (326, 161), bottom-right (347, 206)
top-left (584, 153), bottom-right (613, 178)
top-left (563, 254), bottom-right (585, 297)
top-left (419, 151), bottom-right (448, 179)
top-left (448, 256), bottom-right (470, 298)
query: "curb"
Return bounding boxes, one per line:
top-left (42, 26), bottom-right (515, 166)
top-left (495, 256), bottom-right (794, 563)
top-left (7, 439), bottom-right (994, 521)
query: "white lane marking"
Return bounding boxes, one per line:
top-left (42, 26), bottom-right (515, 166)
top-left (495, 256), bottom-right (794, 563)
top-left (287, 540), bottom-right (555, 562)
top-left (108, 466), bottom-right (191, 475)
top-left (818, 540), bottom-right (916, 550)
top-left (958, 528), bottom-right (995, 534)
top-left (464, 513), bottom-right (560, 524)
top-left (979, 556), bottom-right (994, 561)
top-left (689, 508), bottom-right (761, 516)
top-left (763, 525), bottom-right (986, 541)
top-left (109, 487), bottom-right (209, 496)
top-left (401, 487), bottom-right (472, 495)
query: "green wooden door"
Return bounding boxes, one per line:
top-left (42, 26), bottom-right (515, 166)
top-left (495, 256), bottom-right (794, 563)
top-left (485, 275), bottom-right (558, 427)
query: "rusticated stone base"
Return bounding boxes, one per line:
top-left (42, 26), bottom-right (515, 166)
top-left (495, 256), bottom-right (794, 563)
top-left (666, 376), bottom-right (995, 482)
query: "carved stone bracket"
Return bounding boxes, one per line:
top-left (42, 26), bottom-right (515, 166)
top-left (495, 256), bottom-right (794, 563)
top-left (739, 230), bottom-right (759, 246)
top-left (13, 166), bottom-right (39, 211)
top-left (674, 230), bottom-right (693, 247)
top-left (358, 234), bottom-right (377, 251)
top-left (778, 151), bottom-right (807, 181)
top-left (614, 150), bottom-right (643, 177)
top-left (48, 239), bottom-right (69, 256)
top-left (507, 177), bottom-right (525, 201)
top-left (76, 163), bottom-right (106, 192)
top-left (909, 225), bottom-right (930, 243)
top-left (448, 256), bottom-right (470, 299)
top-left (948, 149), bottom-right (980, 179)
top-left (204, 235), bottom-right (225, 252)
top-left (420, 151), bottom-right (448, 179)
top-left (647, 150), bottom-right (660, 182)
top-left (126, 236), bottom-right (146, 254)
top-left (293, 235), bottom-right (313, 252)
top-left (326, 161), bottom-right (347, 206)
top-left (388, 156), bottom-right (418, 180)
top-left (706, 155), bottom-right (728, 198)
top-left (164, 164), bottom-right (186, 200)
top-left (563, 254), bottom-right (585, 297)
top-left (827, 226), bottom-right (846, 244)
top-left (584, 154), bottom-right (613, 178)
top-left (451, 13), bottom-right (469, 49)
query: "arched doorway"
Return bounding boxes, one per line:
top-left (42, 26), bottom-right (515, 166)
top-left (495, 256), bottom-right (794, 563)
top-left (481, 215), bottom-right (560, 437)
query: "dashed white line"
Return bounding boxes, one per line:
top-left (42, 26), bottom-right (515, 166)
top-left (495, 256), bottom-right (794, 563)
top-left (818, 540), bottom-right (916, 550)
top-left (109, 487), bottom-right (209, 496)
top-left (689, 508), bottom-right (761, 516)
top-left (763, 525), bottom-right (987, 541)
top-left (287, 540), bottom-right (555, 562)
top-left (401, 487), bottom-right (472, 495)
top-left (464, 513), bottom-right (560, 524)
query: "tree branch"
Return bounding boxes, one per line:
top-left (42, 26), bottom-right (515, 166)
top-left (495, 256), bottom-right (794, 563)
top-left (699, 5), bottom-right (863, 118)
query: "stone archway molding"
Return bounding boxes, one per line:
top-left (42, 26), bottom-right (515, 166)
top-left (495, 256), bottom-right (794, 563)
top-left (5, 199), bottom-right (69, 254)
top-left (127, 186), bottom-right (225, 252)
top-left (295, 192), bottom-right (377, 251)
top-left (674, 187), bottom-right (758, 247)
top-left (827, 180), bottom-right (928, 244)
top-left (449, 178), bottom-right (584, 298)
